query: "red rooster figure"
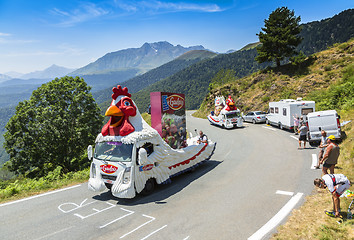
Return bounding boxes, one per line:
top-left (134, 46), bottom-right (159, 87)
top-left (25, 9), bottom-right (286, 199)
top-left (101, 85), bottom-right (137, 136)
top-left (225, 95), bottom-right (237, 111)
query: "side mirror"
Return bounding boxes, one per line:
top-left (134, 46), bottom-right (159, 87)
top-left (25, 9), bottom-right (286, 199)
top-left (87, 145), bottom-right (93, 160)
top-left (138, 148), bottom-right (148, 165)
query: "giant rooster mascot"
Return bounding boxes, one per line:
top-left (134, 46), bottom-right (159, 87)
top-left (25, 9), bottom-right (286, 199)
top-left (88, 85), bottom-right (216, 198)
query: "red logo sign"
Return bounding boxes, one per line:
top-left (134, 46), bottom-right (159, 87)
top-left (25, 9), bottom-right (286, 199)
top-left (166, 95), bottom-right (184, 110)
top-left (100, 164), bottom-right (118, 174)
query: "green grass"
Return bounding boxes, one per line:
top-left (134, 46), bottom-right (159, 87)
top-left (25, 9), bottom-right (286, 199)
top-left (0, 167), bottom-right (89, 203)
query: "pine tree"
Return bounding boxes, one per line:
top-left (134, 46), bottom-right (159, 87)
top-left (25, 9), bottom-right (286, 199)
top-left (256, 7), bottom-right (302, 67)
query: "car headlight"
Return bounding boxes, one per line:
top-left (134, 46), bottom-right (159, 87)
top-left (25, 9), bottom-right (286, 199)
top-left (123, 167), bottom-right (131, 184)
top-left (90, 162), bottom-right (96, 178)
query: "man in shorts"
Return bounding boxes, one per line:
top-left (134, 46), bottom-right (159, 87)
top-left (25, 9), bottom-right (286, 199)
top-left (298, 122), bottom-right (308, 149)
top-left (320, 135), bottom-right (340, 175)
top-left (314, 174), bottom-right (351, 217)
top-left (315, 130), bottom-right (328, 169)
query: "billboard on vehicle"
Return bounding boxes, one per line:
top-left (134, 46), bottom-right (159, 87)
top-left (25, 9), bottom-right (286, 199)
top-left (150, 92), bottom-right (186, 149)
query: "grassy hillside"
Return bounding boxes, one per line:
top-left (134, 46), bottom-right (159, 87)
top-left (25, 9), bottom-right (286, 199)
top-left (195, 39), bottom-right (354, 239)
top-left (194, 39), bottom-right (354, 118)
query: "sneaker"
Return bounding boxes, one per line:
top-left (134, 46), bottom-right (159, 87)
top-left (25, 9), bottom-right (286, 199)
top-left (325, 210), bottom-right (336, 217)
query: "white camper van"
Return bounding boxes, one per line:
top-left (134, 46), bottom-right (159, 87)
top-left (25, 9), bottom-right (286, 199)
top-left (266, 99), bottom-right (315, 130)
top-left (307, 110), bottom-right (341, 145)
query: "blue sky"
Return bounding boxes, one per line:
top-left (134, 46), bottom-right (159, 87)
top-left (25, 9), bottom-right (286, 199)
top-left (0, 0), bottom-right (352, 74)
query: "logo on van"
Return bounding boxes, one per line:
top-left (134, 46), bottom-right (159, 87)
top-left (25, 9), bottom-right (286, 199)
top-left (166, 95), bottom-right (184, 110)
top-left (100, 164), bottom-right (118, 174)
top-left (139, 164), bottom-right (154, 172)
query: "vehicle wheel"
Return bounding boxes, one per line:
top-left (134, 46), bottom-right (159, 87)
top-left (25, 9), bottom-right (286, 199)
top-left (222, 124), bottom-right (225, 129)
top-left (105, 183), bottom-right (112, 190)
top-left (141, 178), bottom-right (155, 195)
top-left (252, 119), bottom-right (256, 124)
top-left (279, 122), bottom-right (283, 130)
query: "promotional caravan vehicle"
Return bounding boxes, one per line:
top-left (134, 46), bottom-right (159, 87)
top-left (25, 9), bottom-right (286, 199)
top-left (207, 96), bottom-right (243, 129)
top-left (307, 110), bottom-right (341, 145)
top-left (266, 98), bottom-right (315, 130)
top-left (87, 85), bottom-right (216, 198)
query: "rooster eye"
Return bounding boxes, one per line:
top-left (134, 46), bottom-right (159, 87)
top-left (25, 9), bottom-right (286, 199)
top-left (123, 101), bottom-right (131, 106)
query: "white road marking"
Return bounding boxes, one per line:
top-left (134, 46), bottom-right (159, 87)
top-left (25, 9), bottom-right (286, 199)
top-left (262, 126), bottom-right (276, 131)
top-left (0, 184), bottom-right (81, 207)
top-left (311, 154), bottom-right (317, 169)
top-left (100, 208), bottom-right (135, 229)
top-left (276, 190), bottom-right (294, 196)
top-left (120, 214), bottom-right (155, 239)
top-left (58, 198), bottom-right (97, 213)
top-left (290, 135), bottom-right (298, 140)
top-left (75, 202), bottom-right (116, 220)
top-left (34, 226), bottom-right (74, 240)
top-left (140, 225), bottom-right (167, 240)
top-left (248, 192), bottom-right (303, 240)
top-left (183, 237), bottom-right (190, 240)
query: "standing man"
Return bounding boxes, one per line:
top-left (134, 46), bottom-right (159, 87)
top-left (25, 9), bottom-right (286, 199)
top-left (197, 130), bottom-right (208, 144)
top-left (314, 174), bottom-right (351, 217)
top-left (320, 135), bottom-right (340, 175)
top-left (315, 130), bottom-right (328, 169)
top-left (298, 122), bottom-right (308, 149)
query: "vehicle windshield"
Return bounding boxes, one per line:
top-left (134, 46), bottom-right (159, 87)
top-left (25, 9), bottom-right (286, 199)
top-left (255, 112), bottom-right (266, 115)
top-left (226, 112), bottom-right (241, 118)
top-left (94, 142), bottom-right (133, 162)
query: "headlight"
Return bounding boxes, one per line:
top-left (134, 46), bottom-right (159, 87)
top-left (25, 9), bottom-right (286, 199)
top-left (91, 162), bottom-right (96, 178)
top-left (123, 167), bottom-right (131, 184)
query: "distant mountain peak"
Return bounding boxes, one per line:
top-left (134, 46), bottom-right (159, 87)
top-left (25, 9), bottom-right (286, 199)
top-left (69, 41), bottom-right (207, 76)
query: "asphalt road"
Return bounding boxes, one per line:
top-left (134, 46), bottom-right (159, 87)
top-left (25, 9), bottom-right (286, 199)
top-left (0, 111), bottom-right (321, 240)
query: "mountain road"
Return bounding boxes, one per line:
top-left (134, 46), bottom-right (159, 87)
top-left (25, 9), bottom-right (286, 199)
top-left (0, 111), bottom-right (321, 240)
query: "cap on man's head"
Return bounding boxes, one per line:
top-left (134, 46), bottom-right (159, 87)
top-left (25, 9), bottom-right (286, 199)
top-left (328, 135), bottom-right (335, 140)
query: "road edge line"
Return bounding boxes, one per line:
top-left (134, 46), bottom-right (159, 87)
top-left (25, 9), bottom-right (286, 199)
top-left (248, 192), bottom-right (303, 240)
top-left (0, 184), bottom-right (82, 207)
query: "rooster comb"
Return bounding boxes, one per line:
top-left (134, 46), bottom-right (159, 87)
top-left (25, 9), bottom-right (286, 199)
top-left (112, 85), bottom-right (131, 100)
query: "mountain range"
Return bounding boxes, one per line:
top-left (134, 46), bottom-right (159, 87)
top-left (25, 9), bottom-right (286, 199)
top-left (69, 41), bottom-right (207, 76)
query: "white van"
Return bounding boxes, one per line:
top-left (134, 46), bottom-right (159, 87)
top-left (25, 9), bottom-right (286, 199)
top-left (266, 99), bottom-right (315, 130)
top-left (307, 110), bottom-right (341, 145)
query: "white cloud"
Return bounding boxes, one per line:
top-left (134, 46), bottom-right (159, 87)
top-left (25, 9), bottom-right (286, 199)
top-left (0, 32), bottom-right (11, 37)
top-left (114, 0), bottom-right (224, 14)
top-left (50, 2), bottom-right (109, 27)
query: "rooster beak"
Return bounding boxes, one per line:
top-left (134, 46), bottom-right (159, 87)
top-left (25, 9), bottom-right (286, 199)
top-left (105, 105), bottom-right (124, 127)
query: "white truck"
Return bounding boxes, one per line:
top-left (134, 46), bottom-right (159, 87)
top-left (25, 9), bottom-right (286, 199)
top-left (266, 98), bottom-right (315, 130)
top-left (307, 110), bottom-right (342, 145)
top-left (207, 96), bottom-right (243, 129)
top-left (87, 85), bottom-right (216, 198)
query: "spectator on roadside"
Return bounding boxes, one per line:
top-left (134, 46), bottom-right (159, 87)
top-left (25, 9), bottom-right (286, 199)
top-left (197, 130), bottom-right (208, 144)
top-left (299, 116), bottom-right (305, 126)
top-left (298, 122), bottom-right (308, 149)
top-left (314, 174), bottom-right (351, 218)
top-left (315, 130), bottom-right (328, 169)
top-left (293, 115), bottom-right (300, 135)
top-left (320, 135), bottom-right (340, 175)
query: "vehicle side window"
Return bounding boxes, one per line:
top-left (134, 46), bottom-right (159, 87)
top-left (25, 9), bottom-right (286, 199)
top-left (302, 108), bottom-right (314, 115)
top-left (270, 108), bottom-right (274, 113)
top-left (283, 108), bottom-right (287, 116)
top-left (275, 107), bottom-right (279, 114)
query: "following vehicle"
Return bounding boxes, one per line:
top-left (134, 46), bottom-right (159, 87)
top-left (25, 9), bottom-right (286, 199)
top-left (207, 95), bottom-right (243, 129)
